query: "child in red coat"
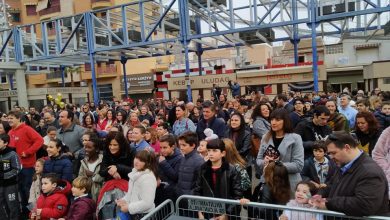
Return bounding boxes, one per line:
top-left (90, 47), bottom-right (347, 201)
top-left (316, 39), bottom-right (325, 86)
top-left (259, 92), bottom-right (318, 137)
top-left (30, 173), bottom-right (71, 220)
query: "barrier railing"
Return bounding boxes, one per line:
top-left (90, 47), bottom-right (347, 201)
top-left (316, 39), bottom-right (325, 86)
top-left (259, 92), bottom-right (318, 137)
top-left (141, 199), bottom-right (175, 220)
top-left (173, 195), bottom-right (390, 220)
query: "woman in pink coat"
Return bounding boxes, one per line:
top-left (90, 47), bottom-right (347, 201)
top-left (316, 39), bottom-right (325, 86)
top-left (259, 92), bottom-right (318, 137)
top-left (372, 126), bottom-right (390, 199)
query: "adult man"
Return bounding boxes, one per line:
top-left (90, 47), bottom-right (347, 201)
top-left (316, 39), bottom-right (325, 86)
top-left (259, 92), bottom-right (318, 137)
top-left (41, 111), bottom-right (60, 136)
top-left (312, 131), bottom-right (389, 217)
top-left (338, 94), bottom-right (358, 129)
top-left (196, 101), bottom-right (226, 140)
top-left (289, 98), bottom-right (305, 128)
top-left (356, 99), bottom-right (371, 113)
top-left (295, 105), bottom-right (332, 159)
top-left (7, 110), bottom-right (43, 213)
top-left (29, 106), bottom-right (41, 122)
top-left (276, 94), bottom-right (294, 112)
top-left (57, 109), bottom-right (85, 156)
top-left (157, 122), bottom-right (170, 137)
top-left (229, 80), bottom-right (240, 98)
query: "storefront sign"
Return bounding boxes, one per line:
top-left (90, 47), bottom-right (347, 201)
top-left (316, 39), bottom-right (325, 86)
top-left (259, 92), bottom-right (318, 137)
top-left (168, 74), bottom-right (236, 90)
top-left (121, 73), bottom-right (154, 90)
top-left (28, 87), bottom-right (89, 96)
top-left (0, 90), bottom-right (18, 98)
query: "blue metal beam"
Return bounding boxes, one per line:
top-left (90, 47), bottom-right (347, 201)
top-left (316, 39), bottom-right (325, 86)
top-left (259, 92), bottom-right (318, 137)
top-left (317, 6), bottom-right (390, 22)
top-left (145, 0), bottom-right (176, 41)
top-left (363, 0), bottom-right (378, 8)
top-left (310, 0), bottom-right (318, 93)
top-left (121, 56), bottom-right (129, 98)
top-left (257, 0), bottom-right (282, 25)
top-left (60, 16), bottom-right (85, 54)
top-left (0, 30), bottom-right (13, 57)
top-left (85, 12), bottom-right (99, 106)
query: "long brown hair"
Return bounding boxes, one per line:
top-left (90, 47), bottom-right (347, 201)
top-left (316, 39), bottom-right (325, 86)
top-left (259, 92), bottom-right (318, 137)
top-left (33, 158), bottom-right (45, 181)
top-left (222, 138), bottom-right (246, 169)
top-left (355, 111), bottom-right (379, 134)
top-left (263, 161), bottom-right (291, 204)
top-left (135, 150), bottom-right (158, 178)
top-left (263, 108), bottom-right (293, 143)
top-left (146, 127), bottom-right (159, 144)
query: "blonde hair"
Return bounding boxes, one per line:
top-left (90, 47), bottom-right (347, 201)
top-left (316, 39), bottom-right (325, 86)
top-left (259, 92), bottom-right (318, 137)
top-left (32, 158), bottom-right (45, 181)
top-left (72, 176), bottom-right (92, 193)
top-left (222, 138), bottom-right (246, 168)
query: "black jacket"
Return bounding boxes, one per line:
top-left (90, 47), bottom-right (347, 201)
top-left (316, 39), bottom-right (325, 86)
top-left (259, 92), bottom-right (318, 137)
top-left (99, 148), bottom-right (135, 181)
top-left (176, 150), bottom-right (204, 196)
top-left (193, 160), bottom-right (242, 200)
top-left (0, 147), bottom-right (21, 186)
top-left (294, 118), bottom-right (332, 159)
top-left (322, 153), bottom-right (389, 217)
top-left (301, 156), bottom-right (336, 184)
top-left (43, 154), bottom-right (73, 182)
top-left (158, 148), bottom-right (183, 187)
top-left (225, 127), bottom-right (251, 161)
top-left (196, 116), bottom-right (227, 140)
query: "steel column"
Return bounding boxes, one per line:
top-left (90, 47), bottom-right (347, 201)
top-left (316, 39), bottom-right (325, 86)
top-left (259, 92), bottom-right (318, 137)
top-left (292, 0), bottom-right (299, 66)
top-left (121, 56), bottom-right (129, 98)
top-left (195, 16), bottom-right (203, 76)
top-left (310, 0), bottom-right (318, 92)
top-left (60, 65), bottom-right (65, 87)
top-left (85, 12), bottom-right (99, 105)
top-left (179, 0), bottom-right (192, 102)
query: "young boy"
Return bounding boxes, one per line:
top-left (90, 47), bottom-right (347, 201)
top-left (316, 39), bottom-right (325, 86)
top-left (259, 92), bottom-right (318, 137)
top-left (131, 126), bottom-right (152, 152)
top-left (176, 131), bottom-right (204, 197)
top-left (31, 173), bottom-right (71, 220)
top-left (0, 133), bottom-right (22, 220)
top-left (300, 141), bottom-right (336, 189)
top-left (156, 134), bottom-right (183, 204)
top-left (375, 101), bottom-right (390, 131)
top-left (59, 176), bottom-right (96, 220)
top-left (193, 139), bottom-right (242, 219)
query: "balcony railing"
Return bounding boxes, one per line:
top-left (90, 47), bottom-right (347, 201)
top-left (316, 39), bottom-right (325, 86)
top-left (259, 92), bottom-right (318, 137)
top-left (47, 71), bottom-right (67, 80)
top-left (97, 65), bottom-right (117, 75)
top-left (39, 5), bottom-right (61, 17)
top-left (91, 0), bottom-right (110, 2)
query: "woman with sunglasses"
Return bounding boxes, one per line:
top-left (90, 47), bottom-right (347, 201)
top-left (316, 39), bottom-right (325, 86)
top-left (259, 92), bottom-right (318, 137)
top-left (256, 108), bottom-right (304, 195)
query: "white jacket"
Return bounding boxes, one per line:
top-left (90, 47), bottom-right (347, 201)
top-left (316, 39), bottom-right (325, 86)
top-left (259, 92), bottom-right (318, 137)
top-left (123, 168), bottom-right (157, 215)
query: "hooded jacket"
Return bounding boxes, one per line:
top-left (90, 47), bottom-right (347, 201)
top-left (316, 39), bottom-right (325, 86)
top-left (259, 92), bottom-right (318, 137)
top-left (65, 196), bottom-right (96, 220)
top-left (79, 153), bottom-right (104, 201)
top-left (43, 154), bottom-right (73, 182)
top-left (34, 180), bottom-right (71, 220)
top-left (0, 147), bottom-right (22, 186)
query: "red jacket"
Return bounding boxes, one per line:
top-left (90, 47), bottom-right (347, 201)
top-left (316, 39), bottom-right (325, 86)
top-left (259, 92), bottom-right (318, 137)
top-left (97, 179), bottom-right (128, 205)
top-left (8, 123), bottom-right (44, 168)
top-left (66, 196), bottom-right (96, 220)
top-left (33, 180), bottom-right (71, 220)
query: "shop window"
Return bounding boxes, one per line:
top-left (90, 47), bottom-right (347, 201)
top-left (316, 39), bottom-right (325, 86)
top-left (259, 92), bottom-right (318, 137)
top-left (97, 84), bottom-right (113, 101)
top-left (298, 56), bottom-right (305, 63)
top-left (26, 5), bottom-right (37, 16)
top-left (384, 78), bottom-right (390, 84)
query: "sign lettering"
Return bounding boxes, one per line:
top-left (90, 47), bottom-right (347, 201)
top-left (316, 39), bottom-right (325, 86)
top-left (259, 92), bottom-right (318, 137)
top-left (188, 199), bottom-right (226, 214)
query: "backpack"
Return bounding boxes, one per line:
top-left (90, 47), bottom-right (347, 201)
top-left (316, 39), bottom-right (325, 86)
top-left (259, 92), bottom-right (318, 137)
top-left (234, 164), bottom-right (251, 191)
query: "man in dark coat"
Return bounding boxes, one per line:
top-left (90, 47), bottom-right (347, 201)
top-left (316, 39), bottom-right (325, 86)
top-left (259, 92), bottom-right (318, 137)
top-left (196, 101), bottom-right (227, 140)
top-left (312, 131), bottom-right (389, 217)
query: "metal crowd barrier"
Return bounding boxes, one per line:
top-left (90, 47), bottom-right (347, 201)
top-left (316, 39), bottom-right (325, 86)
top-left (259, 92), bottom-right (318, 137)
top-left (141, 199), bottom-right (176, 220)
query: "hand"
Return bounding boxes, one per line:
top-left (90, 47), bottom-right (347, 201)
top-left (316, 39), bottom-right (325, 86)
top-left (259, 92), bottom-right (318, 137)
top-left (30, 212), bottom-right (37, 220)
top-left (159, 156), bottom-right (166, 162)
top-left (279, 214), bottom-right (288, 220)
top-left (311, 181), bottom-right (321, 189)
top-left (58, 218), bottom-right (65, 220)
top-left (309, 195), bottom-right (327, 210)
top-left (108, 165), bottom-right (117, 176)
top-left (36, 209), bottom-right (42, 216)
top-left (239, 198), bottom-right (250, 205)
top-left (198, 211), bottom-right (205, 219)
top-left (21, 152), bottom-right (27, 158)
top-left (319, 183), bottom-right (327, 188)
top-left (215, 214), bottom-right (227, 220)
top-left (113, 172), bottom-right (121, 180)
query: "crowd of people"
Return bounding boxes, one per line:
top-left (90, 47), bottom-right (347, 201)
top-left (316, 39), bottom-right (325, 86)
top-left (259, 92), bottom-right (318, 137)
top-left (0, 87), bottom-right (389, 220)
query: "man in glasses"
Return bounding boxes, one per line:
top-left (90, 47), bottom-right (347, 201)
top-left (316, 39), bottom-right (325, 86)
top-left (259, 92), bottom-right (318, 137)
top-left (311, 131), bottom-right (389, 217)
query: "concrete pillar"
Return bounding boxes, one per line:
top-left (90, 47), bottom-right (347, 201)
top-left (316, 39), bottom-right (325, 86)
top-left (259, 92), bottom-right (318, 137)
top-left (203, 89), bottom-right (212, 100)
top-left (191, 90), bottom-right (199, 102)
top-left (15, 69), bottom-right (28, 108)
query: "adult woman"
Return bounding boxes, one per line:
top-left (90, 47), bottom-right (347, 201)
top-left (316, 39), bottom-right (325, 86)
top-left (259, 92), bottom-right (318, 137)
top-left (353, 111), bottom-right (381, 156)
top-left (225, 112), bottom-right (251, 161)
top-left (325, 100), bottom-right (350, 132)
top-left (115, 109), bottom-right (128, 136)
top-left (145, 127), bottom-right (160, 153)
top-left (106, 109), bottom-right (116, 131)
top-left (138, 105), bottom-right (155, 126)
top-left (289, 98), bottom-right (306, 128)
top-left (99, 131), bottom-right (136, 181)
top-left (172, 104), bottom-right (196, 136)
top-left (252, 102), bottom-right (271, 140)
top-left (256, 108), bottom-right (304, 194)
top-left (116, 150), bottom-right (158, 219)
top-left (369, 96), bottom-right (382, 112)
top-left (82, 113), bottom-right (96, 130)
top-left (189, 106), bottom-right (201, 126)
top-left (96, 108), bottom-right (109, 132)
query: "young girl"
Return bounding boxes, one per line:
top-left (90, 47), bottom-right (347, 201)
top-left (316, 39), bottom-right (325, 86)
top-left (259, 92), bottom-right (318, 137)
top-left (28, 159), bottom-right (45, 210)
top-left (116, 150), bottom-right (158, 219)
top-left (145, 127), bottom-right (161, 154)
top-left (43, 139), bottom-right (73, 182)
top-left (280, 181), bottom-right (323, 220)
top-left (79, 135), bottom-right (103, 201)
top-left (197, 139), bottom-right (208, 161)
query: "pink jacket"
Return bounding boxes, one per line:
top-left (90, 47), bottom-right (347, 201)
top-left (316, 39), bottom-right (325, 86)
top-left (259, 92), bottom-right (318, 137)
top-left (372, 126), bottom-right (390, 198)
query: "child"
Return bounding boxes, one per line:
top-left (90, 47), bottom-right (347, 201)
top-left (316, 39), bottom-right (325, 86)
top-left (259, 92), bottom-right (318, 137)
top-left (375, 101), bottom-right (390, 131)
top-left (43, 139), bottom-right (73, 182)
top-left (28, 158), bottom-right (45, 210)
top-left (116, 150), bottom-right (158, 219)
top-left (79, 136), bottom-right (103, 201)
top-left (0, 133), bottom-right (22, 220)
top-left (197, 139), bottom-right (209, 161)
top-left (59, 176), bottom-right (96, 220)
top-left (301, 141), bottom-right (336, 189)
top-left (280, 181), bottom-right (323, 220)
top-left (30, 173), bottom-right (71, 220)
top-left (194, 139), bottom-right (242, 219)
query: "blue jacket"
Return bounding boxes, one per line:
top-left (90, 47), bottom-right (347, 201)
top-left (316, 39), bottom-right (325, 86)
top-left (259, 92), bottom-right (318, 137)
top-left (230, 83), bottom-right (240, 97)
top-left (176, 150), bottom-right (204, 196)
top-left (196, 116), bottom-right (227, 140)
top-left (43, 154), bottom-right (73, 182)
top-left (374, 111), bottom-right (390, 131)
top-left (158, 148), bottom-right (183, 187)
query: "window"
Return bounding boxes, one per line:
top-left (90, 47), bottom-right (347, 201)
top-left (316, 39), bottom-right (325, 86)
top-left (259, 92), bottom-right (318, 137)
top-left (383, 78), bottom-right (390, 84)
top-left (10, 13), bottom-right (20, 22)
top-left (298, 56), bottom-right (305, 63)
top-left (326, 44), bottom-right (343, 54)
top-left (1, 76), bottom-right (7, 84)
top-left (26, 5), bottom-right (37, 16)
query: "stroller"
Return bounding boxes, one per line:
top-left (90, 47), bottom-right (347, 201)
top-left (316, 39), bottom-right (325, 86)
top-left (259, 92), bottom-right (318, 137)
top-left (96, 179), bottom-right (128, 220)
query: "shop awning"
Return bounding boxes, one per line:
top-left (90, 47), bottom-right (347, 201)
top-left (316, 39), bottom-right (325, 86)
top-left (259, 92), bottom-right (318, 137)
top-left (24, 0), bottom-right (38, 6)
top-left (36, 0), bottom-right (49, 12)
